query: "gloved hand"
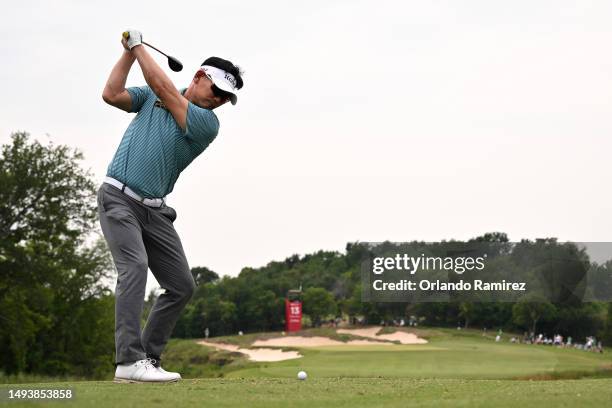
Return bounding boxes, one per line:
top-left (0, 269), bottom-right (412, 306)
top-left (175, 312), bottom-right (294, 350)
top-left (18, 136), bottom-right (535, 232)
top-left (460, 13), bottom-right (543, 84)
top-left (122, 30), bottom-right (143, 50)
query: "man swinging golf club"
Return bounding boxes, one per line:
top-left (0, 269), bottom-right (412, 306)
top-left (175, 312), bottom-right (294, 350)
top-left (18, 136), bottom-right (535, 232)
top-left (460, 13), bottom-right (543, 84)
top-left (98, 29), bottom-right (243, 383)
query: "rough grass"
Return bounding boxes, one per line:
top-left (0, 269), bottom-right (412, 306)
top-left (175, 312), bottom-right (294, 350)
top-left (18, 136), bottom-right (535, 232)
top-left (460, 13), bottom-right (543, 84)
top-left (161, 338), bottom-right (257, 378)
top-left (0, 373), bottom-right (92, 385)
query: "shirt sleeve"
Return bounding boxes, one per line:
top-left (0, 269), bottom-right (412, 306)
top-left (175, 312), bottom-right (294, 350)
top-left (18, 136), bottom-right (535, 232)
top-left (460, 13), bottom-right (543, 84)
top-left (126, 86), bottom-right (152, 113)
top-left (184, 102), bottom-right (220, 148)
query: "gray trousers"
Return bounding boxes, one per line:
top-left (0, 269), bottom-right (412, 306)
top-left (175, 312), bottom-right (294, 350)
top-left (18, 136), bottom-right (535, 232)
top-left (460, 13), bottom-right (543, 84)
top-left (97, 182), bottom-right (196, 364)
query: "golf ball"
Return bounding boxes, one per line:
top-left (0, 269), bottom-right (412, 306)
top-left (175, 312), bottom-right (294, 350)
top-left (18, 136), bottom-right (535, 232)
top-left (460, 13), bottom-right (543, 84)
top-left (297, 371), bottom-right (307, 380)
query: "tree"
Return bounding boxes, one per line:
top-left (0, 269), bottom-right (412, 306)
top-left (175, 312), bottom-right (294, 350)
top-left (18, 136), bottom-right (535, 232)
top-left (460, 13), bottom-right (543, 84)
top-left (458, 302), bottom-right (475, 329)
top-left (1, 133), bottom-right (98, 298)
top-left (512, 295), bottom-right (557, 334)
top-left (0, 132), bottom-right (114, 376)
top-left (303, 287), bottom-right (336, 327)
top-left (191, 266), bottom-right (219, 286)
top-left (604, 303), bottom-right (612, 345)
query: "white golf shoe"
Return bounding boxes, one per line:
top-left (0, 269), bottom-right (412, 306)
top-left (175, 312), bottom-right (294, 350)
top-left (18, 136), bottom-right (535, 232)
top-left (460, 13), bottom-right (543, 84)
top-left (157, 366), bottom-right (182, 380)
top-left (146, 356), bottom-right (182, 380)
top-left (114, 358), bottom-right (181, 383)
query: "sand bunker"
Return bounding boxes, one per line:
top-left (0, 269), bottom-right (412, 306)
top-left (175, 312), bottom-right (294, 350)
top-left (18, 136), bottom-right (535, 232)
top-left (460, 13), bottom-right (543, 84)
top-left (197, 327), bottom-right (426, 362)
top-left (198, 341), bottom-right (302, 362)
top-left (252, 336), bottom-right (391, 348)
top-left (337, 327), bottom-right (428, 344)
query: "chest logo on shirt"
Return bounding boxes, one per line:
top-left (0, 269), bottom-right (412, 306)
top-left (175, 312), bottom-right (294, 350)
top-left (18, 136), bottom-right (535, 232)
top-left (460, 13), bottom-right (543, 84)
top-left (154, 100), bottom-right (168, 111)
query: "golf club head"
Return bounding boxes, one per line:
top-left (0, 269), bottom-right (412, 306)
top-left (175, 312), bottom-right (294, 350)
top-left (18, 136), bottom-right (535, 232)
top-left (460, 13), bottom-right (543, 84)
top-left (168, 57), bottom-right (183, 72)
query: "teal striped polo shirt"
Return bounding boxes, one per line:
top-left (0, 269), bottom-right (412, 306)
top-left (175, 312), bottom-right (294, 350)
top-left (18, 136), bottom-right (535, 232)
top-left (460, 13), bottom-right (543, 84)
top-left (106, 86), bottom-right (219, 198)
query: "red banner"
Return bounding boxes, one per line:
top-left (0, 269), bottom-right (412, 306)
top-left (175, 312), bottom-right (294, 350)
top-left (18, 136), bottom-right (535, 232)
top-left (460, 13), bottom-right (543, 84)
top-left (285, 299), bottom-right (302, 332)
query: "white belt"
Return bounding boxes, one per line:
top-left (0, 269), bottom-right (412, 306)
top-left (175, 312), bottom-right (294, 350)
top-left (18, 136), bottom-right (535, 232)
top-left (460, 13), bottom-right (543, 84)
top-left (103, 177), bottom-right (166, 208)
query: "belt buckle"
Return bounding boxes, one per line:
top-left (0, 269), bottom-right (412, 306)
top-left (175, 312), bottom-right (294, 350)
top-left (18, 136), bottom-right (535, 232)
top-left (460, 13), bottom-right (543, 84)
top-left (143, 197), bottom-right (164, 208)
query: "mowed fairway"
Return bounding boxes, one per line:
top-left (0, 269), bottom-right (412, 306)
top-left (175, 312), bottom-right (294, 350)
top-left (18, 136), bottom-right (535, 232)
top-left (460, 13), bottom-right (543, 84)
top-left (2, 329), bottom-right (611, 407)
top-left (229, 330), bottom-right (612, 379)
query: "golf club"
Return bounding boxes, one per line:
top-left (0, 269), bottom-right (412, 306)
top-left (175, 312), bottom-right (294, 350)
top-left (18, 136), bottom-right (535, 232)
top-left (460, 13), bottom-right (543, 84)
top-left (122, 32), bottom-right (183, 72)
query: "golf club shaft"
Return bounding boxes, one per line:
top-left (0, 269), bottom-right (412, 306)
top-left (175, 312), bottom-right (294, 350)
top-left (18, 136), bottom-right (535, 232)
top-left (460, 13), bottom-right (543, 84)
top-left (122, 32), bottom-right (182, 72)
top-left (142, 41), bottom-right (169, 58)
top-left (122, 32), bottom-right (170, 58)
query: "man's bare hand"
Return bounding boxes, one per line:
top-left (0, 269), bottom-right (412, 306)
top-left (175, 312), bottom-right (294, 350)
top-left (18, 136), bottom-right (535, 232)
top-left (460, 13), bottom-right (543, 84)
top-left (121, 37), bottom-right (130, 51)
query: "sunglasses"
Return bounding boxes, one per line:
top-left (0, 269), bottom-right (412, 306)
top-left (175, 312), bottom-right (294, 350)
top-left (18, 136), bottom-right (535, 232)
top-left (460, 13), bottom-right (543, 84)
top-left (204, 72), bottom-right (233, 101)
top-left (211, 83), bottom-right (233, 101)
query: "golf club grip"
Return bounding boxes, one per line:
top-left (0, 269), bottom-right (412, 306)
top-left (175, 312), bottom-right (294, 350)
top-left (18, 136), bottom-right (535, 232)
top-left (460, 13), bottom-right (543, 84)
top-left (121, 32), bottom-right (163, 55)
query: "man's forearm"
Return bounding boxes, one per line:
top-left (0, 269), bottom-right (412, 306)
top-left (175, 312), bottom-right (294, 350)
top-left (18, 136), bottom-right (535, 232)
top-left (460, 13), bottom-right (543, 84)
top-left (132, 45), bottom-right (176, 97)
top-left (103, 50), bottom-right (136, 99)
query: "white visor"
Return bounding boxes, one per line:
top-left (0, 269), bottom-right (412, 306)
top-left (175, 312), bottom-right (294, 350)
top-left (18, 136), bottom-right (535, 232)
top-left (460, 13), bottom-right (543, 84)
top-left (201, 65), bottom-right (239, 105)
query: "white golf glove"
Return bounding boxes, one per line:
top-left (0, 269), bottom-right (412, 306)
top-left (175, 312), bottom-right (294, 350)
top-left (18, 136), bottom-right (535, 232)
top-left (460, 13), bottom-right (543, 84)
top-left (122, 30), bottom-right (143, 50)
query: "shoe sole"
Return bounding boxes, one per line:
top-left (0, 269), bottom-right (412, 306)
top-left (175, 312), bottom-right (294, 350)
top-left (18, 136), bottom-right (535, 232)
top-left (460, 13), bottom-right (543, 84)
top-left (113, 377), bottom-right (180, 384)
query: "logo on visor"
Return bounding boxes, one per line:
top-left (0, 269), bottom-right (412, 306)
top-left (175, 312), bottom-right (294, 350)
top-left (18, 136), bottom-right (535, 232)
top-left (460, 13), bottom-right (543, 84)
top-left (224, 73), bottom-right (237, 88)
top-left (202, 65), bottom-right (237, 90)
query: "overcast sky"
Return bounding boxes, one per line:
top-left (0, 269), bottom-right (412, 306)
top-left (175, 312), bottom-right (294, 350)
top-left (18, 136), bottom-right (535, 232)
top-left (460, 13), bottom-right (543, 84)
top-left (2, 1), bottom-right (611, 291)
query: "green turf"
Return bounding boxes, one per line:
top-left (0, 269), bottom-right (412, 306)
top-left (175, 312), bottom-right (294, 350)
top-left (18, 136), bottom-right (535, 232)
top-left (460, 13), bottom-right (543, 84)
top-left (2, 378), bottom-right (612, 408)
top-left (225, 328), bottom-right (612, 380)
top-left (2, 328), bottom-right (611, 407)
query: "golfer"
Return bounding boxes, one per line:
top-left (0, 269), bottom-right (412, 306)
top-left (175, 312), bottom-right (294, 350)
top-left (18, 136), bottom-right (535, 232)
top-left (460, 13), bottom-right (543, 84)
top-left (98, 29), bottom-right (243, 383)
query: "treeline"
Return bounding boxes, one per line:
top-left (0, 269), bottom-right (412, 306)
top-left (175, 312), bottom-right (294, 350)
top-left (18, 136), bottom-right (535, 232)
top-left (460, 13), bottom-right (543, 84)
top-left (172, 236), bottom-right (612, 343)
